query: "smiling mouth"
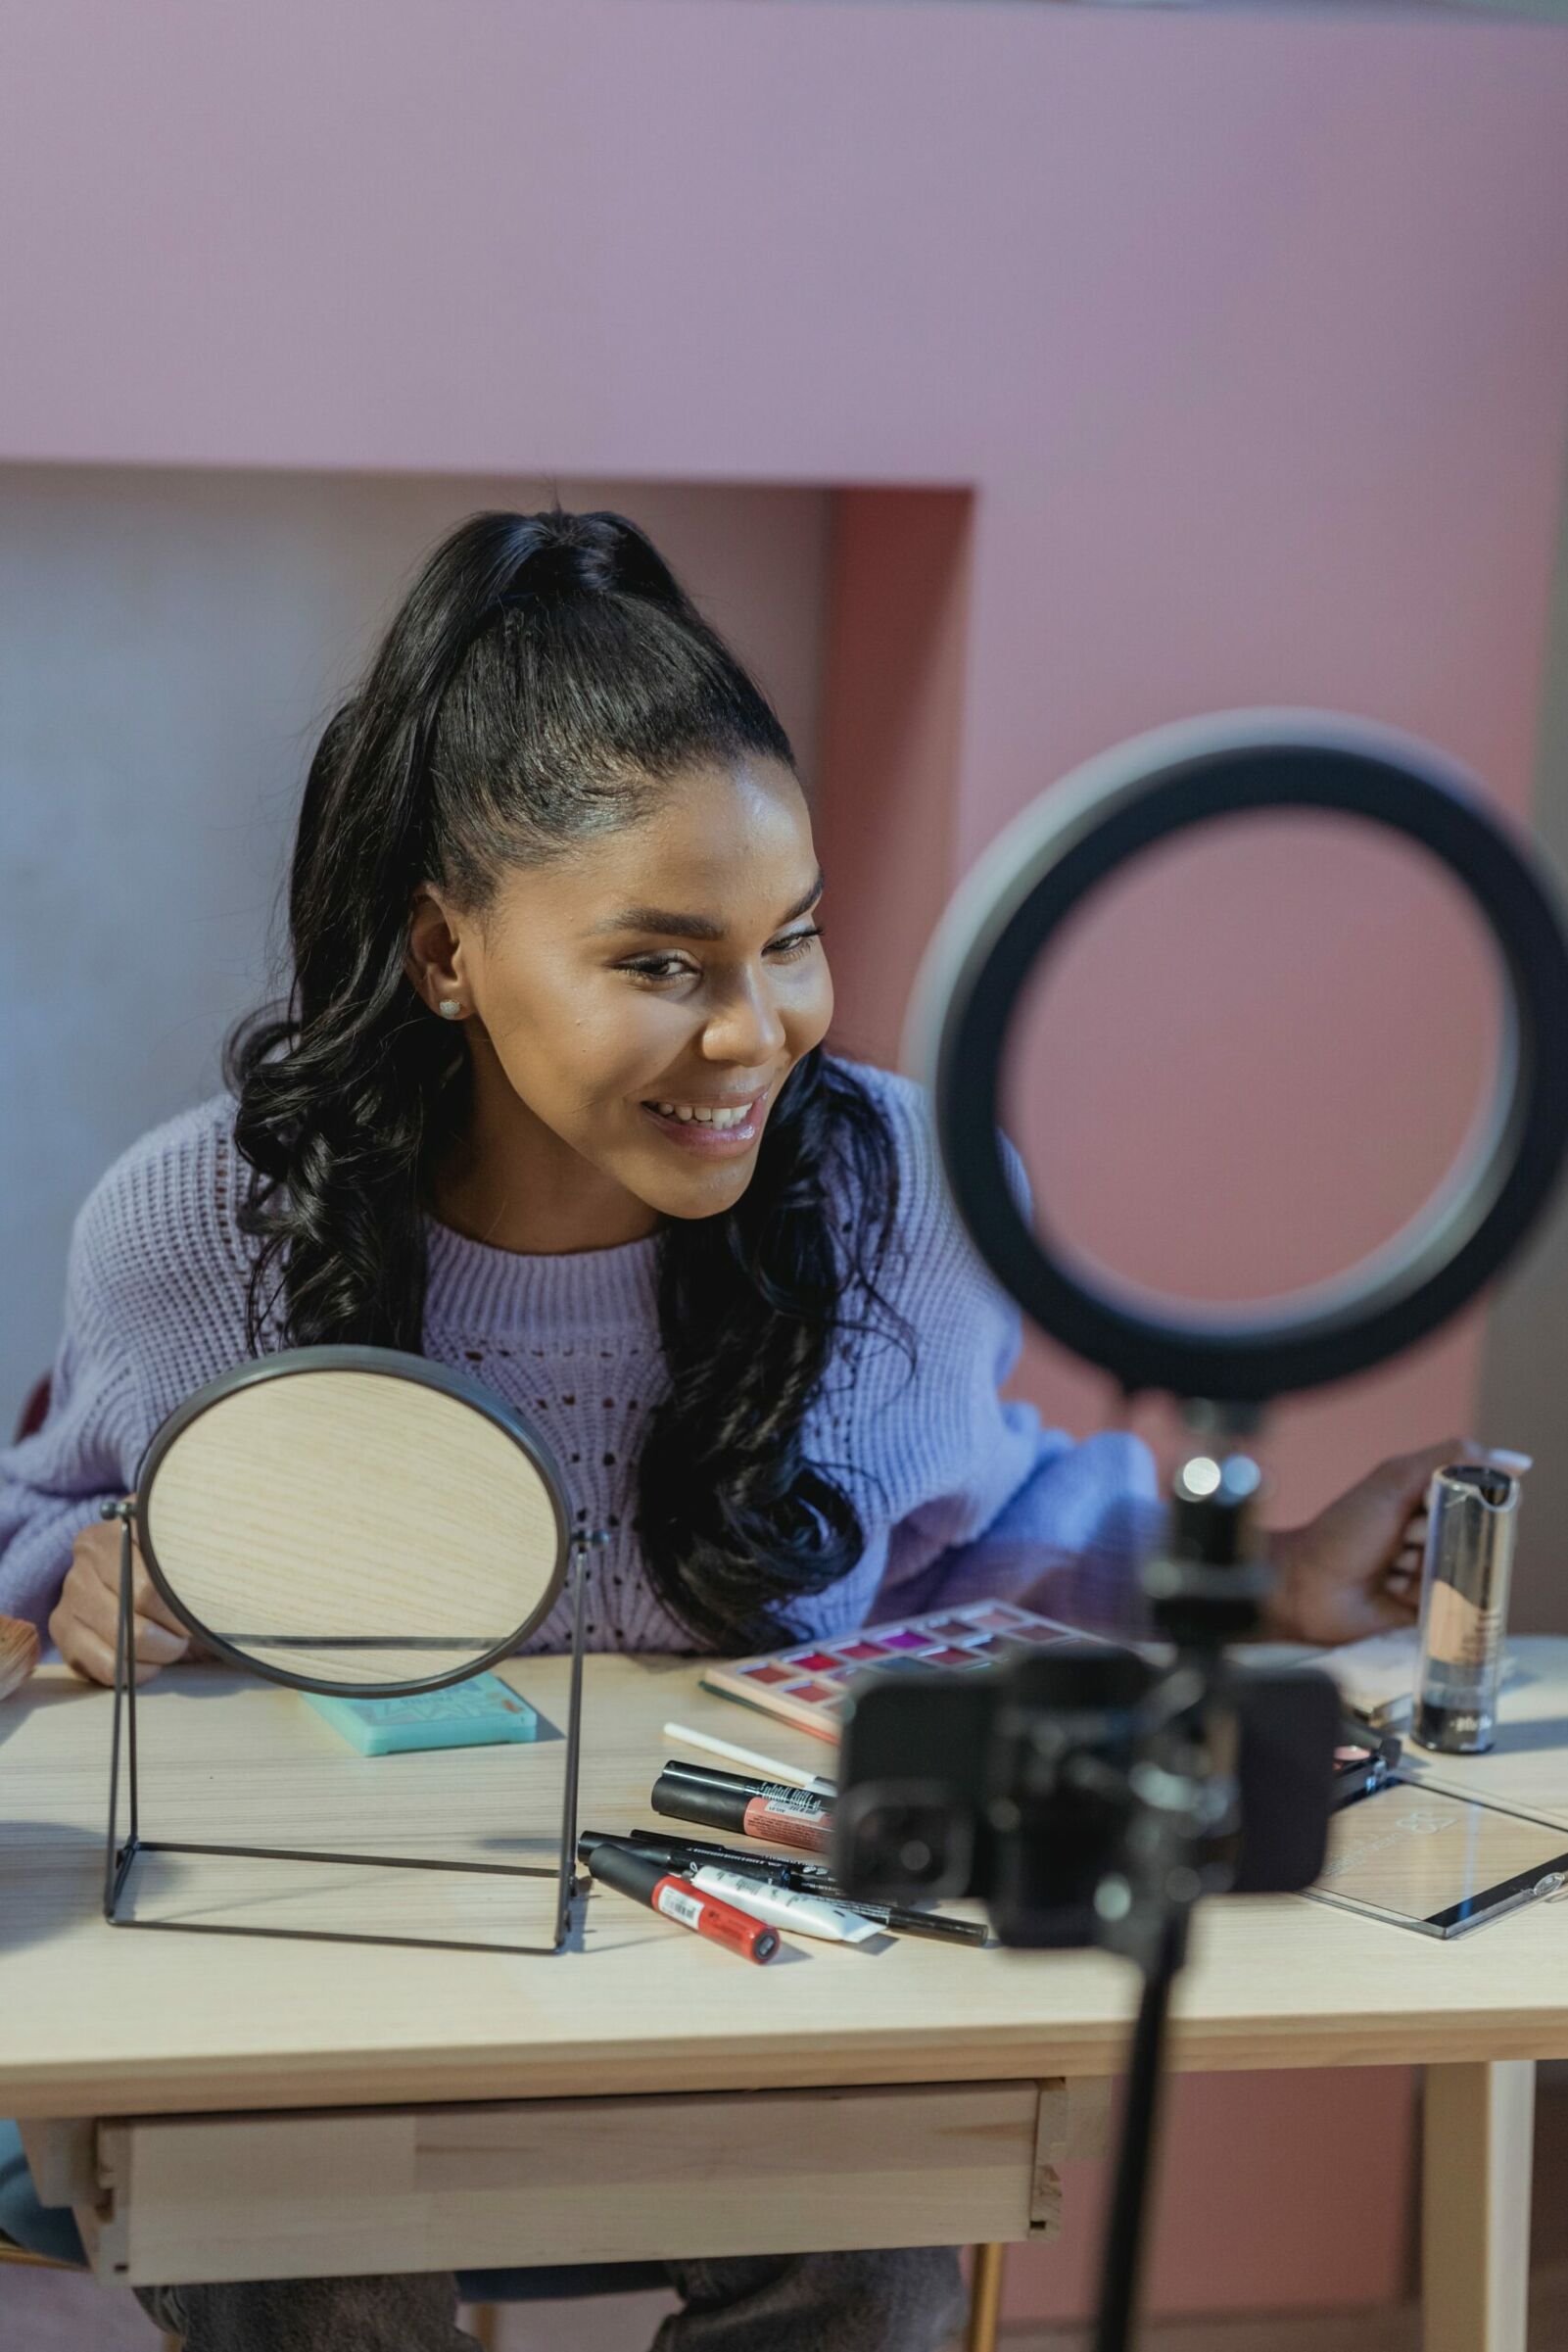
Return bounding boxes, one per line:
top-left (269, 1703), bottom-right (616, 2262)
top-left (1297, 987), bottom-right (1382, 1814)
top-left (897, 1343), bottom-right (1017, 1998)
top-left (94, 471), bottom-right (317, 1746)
top-left (643, 1098), bottom-right (756, 1128)
top-left (639, 1089), bottom-right (770, 1150)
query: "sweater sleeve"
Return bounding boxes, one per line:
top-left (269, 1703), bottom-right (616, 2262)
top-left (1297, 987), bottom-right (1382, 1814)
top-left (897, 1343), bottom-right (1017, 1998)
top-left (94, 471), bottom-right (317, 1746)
top-left (0, 1179), bottom-right (147, 1636)
top-left (847, 1061), bottom-right (1164, 1640)
top-left (871, 1308), bottom-right (1165, 1640)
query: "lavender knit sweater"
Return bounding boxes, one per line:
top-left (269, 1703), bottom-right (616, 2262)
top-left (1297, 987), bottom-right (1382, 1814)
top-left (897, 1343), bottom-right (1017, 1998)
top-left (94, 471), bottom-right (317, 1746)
top-left (0, 1060), bottom-right (1161, 1655)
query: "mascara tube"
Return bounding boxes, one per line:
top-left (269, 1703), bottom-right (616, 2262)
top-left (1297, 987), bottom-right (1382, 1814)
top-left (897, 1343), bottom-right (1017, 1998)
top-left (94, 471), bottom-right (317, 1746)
top-left (1413, 1461), bottom-right (1521, 1755)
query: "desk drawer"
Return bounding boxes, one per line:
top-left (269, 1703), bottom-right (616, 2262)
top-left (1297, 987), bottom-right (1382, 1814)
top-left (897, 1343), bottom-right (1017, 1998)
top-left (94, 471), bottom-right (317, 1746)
top-left (60, 2080), bottom-right (1106, 2285)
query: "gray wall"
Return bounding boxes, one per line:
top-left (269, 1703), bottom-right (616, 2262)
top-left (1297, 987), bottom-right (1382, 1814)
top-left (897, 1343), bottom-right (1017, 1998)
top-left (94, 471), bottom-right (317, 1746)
top-left (0, 468), bottom-right (832, 1426)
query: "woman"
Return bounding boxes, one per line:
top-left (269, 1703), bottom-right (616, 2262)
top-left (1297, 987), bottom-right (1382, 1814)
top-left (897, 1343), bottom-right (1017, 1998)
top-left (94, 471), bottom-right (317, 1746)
top-left (0, 508), bottom-right (1475, 2350)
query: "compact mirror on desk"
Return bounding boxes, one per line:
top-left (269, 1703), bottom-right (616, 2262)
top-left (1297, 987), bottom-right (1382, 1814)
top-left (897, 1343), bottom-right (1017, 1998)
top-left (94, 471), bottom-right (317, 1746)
top-left (103, 1345), bottom-right (590, 1955)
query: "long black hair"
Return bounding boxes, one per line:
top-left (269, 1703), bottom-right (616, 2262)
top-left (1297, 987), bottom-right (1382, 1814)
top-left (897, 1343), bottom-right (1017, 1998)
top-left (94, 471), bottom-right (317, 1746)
top-left (224, 508), bottom-right (902, 1650)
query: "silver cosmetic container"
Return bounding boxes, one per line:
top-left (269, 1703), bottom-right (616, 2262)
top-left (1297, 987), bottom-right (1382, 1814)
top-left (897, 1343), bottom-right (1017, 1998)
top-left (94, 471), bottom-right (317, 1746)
top-left (1412, 1462), bottom-right (1521, 1755)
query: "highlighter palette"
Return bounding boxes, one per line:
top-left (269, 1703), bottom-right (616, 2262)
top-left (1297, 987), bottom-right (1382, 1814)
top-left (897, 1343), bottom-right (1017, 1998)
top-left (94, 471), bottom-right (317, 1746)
top-left (699, 1599), bottom-right (1084, 1744)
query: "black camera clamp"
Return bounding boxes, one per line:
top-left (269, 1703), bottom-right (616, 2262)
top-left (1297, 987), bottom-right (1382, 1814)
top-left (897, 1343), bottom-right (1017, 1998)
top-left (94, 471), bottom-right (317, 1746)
top-left (834, 713), bottom-right (1568, 2352)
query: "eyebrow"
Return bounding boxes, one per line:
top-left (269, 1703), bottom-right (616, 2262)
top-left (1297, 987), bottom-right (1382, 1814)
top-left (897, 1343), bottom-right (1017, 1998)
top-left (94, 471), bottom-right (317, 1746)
top-left (588, 871), bottom-right (825, 941)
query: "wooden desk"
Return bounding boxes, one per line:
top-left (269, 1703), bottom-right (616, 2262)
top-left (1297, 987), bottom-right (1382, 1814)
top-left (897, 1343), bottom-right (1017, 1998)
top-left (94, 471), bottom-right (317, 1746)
top-left (4, 1645), bottom-right (1568, 2349)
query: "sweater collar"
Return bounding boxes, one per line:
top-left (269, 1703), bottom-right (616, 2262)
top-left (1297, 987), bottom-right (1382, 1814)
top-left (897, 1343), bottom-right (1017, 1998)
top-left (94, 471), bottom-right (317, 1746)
top-left (422, 1213), bottom-right (661, 1338)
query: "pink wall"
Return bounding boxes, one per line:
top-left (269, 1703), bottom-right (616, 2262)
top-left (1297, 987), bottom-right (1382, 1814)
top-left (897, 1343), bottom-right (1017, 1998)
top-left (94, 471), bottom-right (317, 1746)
top-left (1003, 2067), bottom-right (1416, 2326)
top-left (4, 0), bottom-right (1566, 2318)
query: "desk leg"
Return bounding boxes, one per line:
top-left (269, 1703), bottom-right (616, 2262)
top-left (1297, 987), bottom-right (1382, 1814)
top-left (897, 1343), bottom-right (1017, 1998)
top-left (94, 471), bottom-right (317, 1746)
top-left (1422, 2060), bottom-right (1535, 2352)
top-left (965, 2243), bottom-right (1005, 2352)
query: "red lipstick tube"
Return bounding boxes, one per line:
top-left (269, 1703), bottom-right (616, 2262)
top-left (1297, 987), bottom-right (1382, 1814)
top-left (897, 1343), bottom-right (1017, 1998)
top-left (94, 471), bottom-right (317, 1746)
top-left (587, 1839), bottom-right (779, 1963)
top-left (651, 1768), bottom-right (833, 1855)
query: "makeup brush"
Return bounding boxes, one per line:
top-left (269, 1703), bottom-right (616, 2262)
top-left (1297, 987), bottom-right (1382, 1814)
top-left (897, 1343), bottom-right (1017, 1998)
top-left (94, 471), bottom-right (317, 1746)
top-left (0, 1613), bottom-right (40, 1702)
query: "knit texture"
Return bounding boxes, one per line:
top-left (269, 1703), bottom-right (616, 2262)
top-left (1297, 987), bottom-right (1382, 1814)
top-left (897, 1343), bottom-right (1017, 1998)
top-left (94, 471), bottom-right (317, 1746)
top-left (0, 1060), bottom-right (1163, 1653)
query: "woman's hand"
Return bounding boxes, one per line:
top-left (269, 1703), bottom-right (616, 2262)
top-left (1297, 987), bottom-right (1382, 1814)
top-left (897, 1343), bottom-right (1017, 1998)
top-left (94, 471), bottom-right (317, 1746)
top-left (1260, 1438), bottom-right (1530, 1649)
top-left (49, 1507), bottom-right (193, 1687)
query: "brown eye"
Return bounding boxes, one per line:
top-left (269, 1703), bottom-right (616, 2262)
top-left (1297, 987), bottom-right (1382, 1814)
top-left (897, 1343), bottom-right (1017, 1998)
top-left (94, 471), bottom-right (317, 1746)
top-left (768, 926), bottom-right (824, 961)
top-left (623, 955), bottom-right (695, 983)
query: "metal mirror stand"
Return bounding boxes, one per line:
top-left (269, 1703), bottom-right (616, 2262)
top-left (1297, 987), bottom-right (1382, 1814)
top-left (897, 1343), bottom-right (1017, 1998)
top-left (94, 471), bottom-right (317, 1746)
top-left (100, 1505), bottom-right (604, 1957)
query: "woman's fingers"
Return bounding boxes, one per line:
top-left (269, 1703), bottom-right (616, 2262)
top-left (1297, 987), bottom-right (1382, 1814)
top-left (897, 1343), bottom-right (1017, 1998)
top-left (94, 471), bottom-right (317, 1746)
top-left (75, 1556), bottom-right (188, 1662)
top-left (82, 1514), bottom-right (189, 1638)
top-left (52, 1517), bottom-right (190, 1687)
top-left (48, 1598), bottom-right (167, 1687)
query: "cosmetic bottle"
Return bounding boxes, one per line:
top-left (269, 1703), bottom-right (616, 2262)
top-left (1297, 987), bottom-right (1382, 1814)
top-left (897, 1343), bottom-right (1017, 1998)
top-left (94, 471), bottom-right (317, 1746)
top-left (1412, 1462), bottom-right (1521, 1755)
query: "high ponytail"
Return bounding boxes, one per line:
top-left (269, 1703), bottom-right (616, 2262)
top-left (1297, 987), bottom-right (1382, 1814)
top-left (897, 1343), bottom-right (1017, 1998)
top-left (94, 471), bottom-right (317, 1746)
top-left (226, 508), bottom-right (903, 1650)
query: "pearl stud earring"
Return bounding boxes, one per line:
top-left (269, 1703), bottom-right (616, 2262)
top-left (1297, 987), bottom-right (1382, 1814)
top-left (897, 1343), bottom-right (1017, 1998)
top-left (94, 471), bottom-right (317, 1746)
top-left (438, 998), bottom-right (464, 1020)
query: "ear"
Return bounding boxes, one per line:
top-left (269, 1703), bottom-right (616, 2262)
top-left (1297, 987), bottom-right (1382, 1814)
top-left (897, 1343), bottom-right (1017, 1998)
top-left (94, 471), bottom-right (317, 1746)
top-left (404, 885), bottom-right (469, 1018)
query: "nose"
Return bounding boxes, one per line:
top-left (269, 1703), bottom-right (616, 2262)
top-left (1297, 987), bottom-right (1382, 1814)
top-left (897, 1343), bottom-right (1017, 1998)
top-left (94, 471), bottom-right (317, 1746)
top-left (701, 966), bottom-right (787, 1066)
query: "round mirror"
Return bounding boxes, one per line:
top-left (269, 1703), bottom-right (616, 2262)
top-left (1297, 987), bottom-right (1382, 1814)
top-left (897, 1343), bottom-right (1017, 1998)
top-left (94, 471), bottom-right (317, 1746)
top-left (134, 1347), bottom-right (570, 1694)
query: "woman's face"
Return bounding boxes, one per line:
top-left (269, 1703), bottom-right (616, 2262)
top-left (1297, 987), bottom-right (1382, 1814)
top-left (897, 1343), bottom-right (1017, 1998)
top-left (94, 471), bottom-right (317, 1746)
top-left (410, 757), bottom-right (834, 1234)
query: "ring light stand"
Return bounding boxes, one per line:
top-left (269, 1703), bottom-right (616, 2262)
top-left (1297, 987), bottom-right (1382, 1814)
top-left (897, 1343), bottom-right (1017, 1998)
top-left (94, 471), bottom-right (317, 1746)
top-left (905, 711), bottom-right (1568, 2352)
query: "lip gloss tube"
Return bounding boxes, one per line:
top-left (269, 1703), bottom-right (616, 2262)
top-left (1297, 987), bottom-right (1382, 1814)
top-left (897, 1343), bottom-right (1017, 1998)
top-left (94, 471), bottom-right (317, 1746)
top-left (585, 1840), bottom-right (779, 1963)
top-left (651, 1768), bottom-right (833, 1855)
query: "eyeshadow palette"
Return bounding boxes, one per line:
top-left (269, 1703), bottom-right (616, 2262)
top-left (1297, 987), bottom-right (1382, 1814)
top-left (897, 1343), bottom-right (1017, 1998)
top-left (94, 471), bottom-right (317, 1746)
top-left (698, 1599), bottom-right (1086, 1743)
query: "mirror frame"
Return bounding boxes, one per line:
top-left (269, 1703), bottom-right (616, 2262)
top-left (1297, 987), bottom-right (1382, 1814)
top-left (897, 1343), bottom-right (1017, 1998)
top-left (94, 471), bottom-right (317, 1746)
top-left (133, 1344), bottom-right (572, 1697)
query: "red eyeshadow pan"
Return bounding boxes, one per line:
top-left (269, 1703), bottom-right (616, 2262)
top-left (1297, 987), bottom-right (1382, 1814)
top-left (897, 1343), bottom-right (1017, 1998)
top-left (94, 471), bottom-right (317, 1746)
top-left (790, 1652), bottom-right (842, 1674)
top-left (839, 1640), bottom-right (888, 1660)
top-left (925, 1646), bottom-right (986, 1667)
top-left (786, 1680), bottom-right (837, 1704)
top-left (743, 1662), bottom-right (796, 1684)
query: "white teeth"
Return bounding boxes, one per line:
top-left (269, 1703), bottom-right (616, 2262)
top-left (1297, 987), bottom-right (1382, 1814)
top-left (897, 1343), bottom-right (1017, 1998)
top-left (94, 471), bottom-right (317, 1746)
top-left (647, 1098), bottom-right (754, 1128)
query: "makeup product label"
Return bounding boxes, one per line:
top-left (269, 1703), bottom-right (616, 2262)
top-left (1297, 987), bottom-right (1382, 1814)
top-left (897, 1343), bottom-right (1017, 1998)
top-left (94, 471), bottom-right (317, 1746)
top-left (653, 1883), bottom-right (705, 1930)
top-left (741, 1794), bottom-right (832, 1852)
top-left (689, 1865), bottom-right (879, 1944)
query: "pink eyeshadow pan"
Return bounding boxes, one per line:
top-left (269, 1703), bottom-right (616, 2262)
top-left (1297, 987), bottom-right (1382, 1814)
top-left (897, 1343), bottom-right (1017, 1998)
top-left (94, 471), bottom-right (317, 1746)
top-left (839, 1640), bottom-right (888, 1660)
top-left (882, 1629), bottom-right (937, 1651)
top-left (786, 1680), bottom-right (837, 1704)
top-left (925, 1646), bottom-right (986, 1667)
